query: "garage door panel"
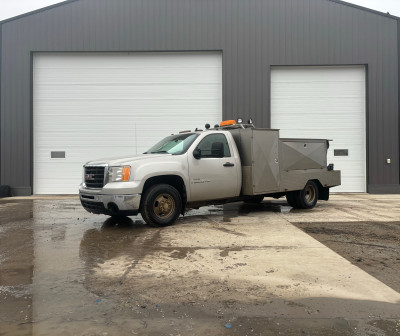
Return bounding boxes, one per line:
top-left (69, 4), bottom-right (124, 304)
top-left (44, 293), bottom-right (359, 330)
top-left (278, 128), bottom-right (364, 139)
top-left (35, 147), bottom-right (137, 161)
top-left (34, 52), bottom-right (222, 194)
top-left (273, 88), bottom-right (363, 98)
top-left (277, 122), bottom-right (364, 130)
top-left (340, 178), bottom-right (365, 191)
top-left (273, 99), bottom-right (365, 109)
top-left (275, 100), bottom-right (365, 109)
top-left (35, 163), bottom-right (84, 178)
top-left (35, 101), bottom-right (221, 113)
top-left (35, 56), bottom-right (222, 84)
top-left (36, 73), bottom-right (221, 86)
top-left (273, 66), bottom-right (365, 78)
top-left (35, 53), bottom-right (220, 67)
top-left (35, 84), bottom-right (222, 99)
top-left (272, 66), bottom-right (366, 193)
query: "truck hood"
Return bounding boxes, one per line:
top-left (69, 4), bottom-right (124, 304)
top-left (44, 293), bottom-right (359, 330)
top-left (85, 154), bottom-right (170, 166)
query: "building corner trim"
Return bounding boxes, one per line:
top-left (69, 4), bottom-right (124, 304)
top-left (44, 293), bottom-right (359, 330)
top-left (0, 23), bottom-right (2, 186)
top-left (398, 20), bottom-right (400, 185)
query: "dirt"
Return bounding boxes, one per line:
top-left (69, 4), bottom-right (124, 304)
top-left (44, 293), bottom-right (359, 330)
top-left (292, 221), bottom-right (400, 293)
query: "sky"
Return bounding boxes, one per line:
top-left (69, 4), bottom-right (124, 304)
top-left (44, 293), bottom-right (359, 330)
top-left (0, 0), bottom-right (400, 21)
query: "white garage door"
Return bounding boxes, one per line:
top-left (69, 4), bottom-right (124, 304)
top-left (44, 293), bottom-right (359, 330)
top-left (271, 66), bottom-right (366, 192)
top-left (34, 52), bottom-right (222, 194)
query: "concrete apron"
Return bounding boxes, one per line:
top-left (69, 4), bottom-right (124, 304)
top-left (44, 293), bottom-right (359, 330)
top-left (1, 197), bottom-right (399, 335)
top-left (136, 212), bottom-right (400, 319)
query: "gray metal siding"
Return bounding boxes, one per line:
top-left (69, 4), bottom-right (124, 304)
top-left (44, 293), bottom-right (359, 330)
top-left (398, 20), bottom-right (400, 187)
top-left (0, 23), bottom-right (2, 186)
top-left (0, 0), bottom-right (399, 194)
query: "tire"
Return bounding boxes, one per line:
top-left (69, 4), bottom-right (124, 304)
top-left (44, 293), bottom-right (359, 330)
top-left (244, 196), bottom-right (264, 204)
top-left (286, 181), bottom-right (319, 209)
top-left (141, 184), bottom-right (182, 227)
top-left (285, 191), bottom-right (298, 208)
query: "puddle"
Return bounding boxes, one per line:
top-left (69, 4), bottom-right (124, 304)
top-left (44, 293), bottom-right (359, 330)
top-left (184, 200), bottom-right (293, 224)
top-left (0, 285), bottom-right (32, 298)
top-left (1, 197), bottom-right (400, 335)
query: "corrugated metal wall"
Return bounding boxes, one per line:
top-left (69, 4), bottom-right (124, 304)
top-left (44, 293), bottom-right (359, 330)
top-left (0, 23), bottom-right (2, 188)
top-left (0, 0), bottom-right (399, 194)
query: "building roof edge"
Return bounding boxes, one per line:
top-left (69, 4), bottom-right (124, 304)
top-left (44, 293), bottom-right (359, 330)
top-left (328, 0), bottom-right (399, 20)
top-left (0, 0), bottom-right (80, 25)
top-left (0, 0), bottom-right (398, 25)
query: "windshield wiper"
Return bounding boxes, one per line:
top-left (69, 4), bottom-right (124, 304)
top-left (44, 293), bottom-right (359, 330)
top-left (149, 151), bottom-right (169, 154)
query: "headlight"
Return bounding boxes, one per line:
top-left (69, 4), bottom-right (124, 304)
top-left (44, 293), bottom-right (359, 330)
top-left (108, 166), bottom-right (131, 182)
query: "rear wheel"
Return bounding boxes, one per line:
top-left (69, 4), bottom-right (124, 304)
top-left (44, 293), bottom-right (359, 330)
top-left (141, 184), bottom-right (182, 227)
top-left (286, 181), bottom-right (318, 209)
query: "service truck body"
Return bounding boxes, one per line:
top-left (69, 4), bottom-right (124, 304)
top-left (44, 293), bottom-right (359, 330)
top-left (79, 124), bottom-right (340, 226)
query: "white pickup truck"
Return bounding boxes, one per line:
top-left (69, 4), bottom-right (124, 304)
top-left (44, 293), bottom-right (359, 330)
top-left (79, 120), bottom-right (340, 227)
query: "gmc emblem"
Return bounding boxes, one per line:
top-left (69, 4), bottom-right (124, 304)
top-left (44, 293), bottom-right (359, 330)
top-left (85, 174), bottom-right (95, 181)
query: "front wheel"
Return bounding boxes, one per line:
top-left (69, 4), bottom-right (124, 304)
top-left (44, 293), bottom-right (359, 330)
top-left (286, 181), bottom-right (319, 209)
top-left (141, 184), bottom-right (182, 227)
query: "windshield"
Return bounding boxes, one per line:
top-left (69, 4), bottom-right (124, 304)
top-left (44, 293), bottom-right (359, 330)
top-left (144, 133), bottom-right (199, 155)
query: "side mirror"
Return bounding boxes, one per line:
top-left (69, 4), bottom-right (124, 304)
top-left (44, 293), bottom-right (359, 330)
top-left (193, 148), bottom-right (201, 160)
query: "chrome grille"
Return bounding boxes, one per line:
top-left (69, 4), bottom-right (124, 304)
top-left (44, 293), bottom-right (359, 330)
top-left (84, 166), bottom-right (106, 188)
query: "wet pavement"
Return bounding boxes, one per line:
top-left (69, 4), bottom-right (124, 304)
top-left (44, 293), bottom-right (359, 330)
top-left (0, 194), bottom-right (400, 336)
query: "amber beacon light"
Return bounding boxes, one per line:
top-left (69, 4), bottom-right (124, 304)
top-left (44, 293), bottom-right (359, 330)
top-left (220, 120), bottom-right (237, 127)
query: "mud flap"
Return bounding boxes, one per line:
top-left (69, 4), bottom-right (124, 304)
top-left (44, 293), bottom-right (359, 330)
top-left (318, 186), bottom-right (330, 201)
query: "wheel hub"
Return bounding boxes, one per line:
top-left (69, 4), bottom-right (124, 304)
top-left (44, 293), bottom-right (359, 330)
top-left (304, 185), bottom-right (316, 203)
top-left (153, 193), bottom-right (175, 218)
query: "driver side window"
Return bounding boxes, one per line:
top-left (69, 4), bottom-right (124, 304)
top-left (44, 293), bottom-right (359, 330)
top-left (196, 134), bottom-right (231, 158)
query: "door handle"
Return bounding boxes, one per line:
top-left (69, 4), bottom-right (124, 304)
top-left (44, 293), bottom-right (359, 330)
top-left (223, 162), bottom-right (235, 167)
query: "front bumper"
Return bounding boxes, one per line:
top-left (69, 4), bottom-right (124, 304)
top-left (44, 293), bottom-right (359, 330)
top-left (79, 191), bottom-right (141, 216)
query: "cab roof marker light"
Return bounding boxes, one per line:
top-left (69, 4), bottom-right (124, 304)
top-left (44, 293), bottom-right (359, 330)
top-left (220, 120), bottom-right (237, 127)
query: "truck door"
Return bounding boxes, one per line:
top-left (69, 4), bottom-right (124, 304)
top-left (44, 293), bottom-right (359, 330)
top-left (188, 133), bottom-right (238, 202)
